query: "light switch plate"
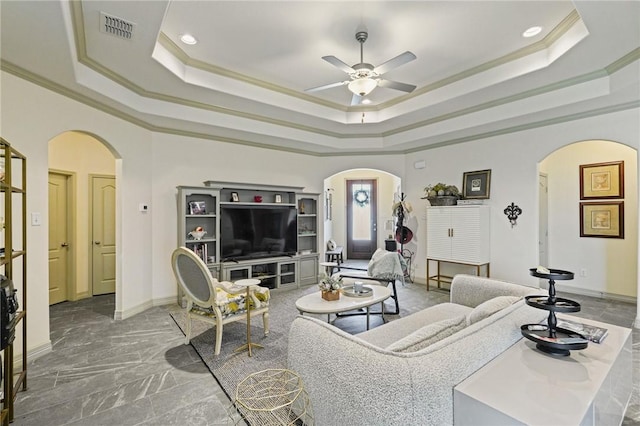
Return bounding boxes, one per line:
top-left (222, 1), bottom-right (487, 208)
top-left (31, 212), bottom-right (42, 226)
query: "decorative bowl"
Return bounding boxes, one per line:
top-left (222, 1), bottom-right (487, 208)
top-left (188, 230), bottom-right (207, 240)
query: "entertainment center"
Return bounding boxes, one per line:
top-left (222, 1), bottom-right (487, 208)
top-left (177, 182), bottom-right (320, 295)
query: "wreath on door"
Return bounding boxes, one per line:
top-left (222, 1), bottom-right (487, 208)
top-left (353, 189), bottom-right (370, 207)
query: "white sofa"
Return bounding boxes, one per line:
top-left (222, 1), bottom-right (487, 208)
top-left (287, 275), bottom-right (548, 425)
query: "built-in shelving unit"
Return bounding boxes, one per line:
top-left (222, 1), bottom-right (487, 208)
top-left (296, 193), bottom-right (319, 286)
top-left (0, 138), bottom-right (27, 425)
top-left (175, 182), bottom-right (320, 292)
top-left (176, 186), bottom-right (220, 303)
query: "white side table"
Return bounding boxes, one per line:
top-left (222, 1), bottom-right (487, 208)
top-left (454, 315), bottom-right (632, 425)
top-left (233, 278), bottom-right (263, 357)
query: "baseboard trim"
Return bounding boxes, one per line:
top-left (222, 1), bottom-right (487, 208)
top-left (114, 300), bottom-right (153, 320)
top-left (70, 291), bottom-right (91, 302)
top-left (114, 296), bottom-right (177, 320)
top-left (153, 296), bottom-right (177, 307)
top-left (555, 283), bottom-right (637, 304)
top-left (11, 341), bottom-right (53, 370)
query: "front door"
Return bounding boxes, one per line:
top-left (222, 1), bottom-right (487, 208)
top-left (91, 175), bottom-right (116, 295)
top-left (346, 179), bottom-right (378, 259)
top-left (48, 172), bottom-right (70, 305)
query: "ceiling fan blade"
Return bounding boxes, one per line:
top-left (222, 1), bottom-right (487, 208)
top-left (377, 79), bottom-right (417, 93)
top-left (373, 51), bottom-right (416, 75)
top-left (322, 56), bottom-right (355, 73)
top-left (350, 93), bottom-right (363, 106)
top-left (305, 80), bottom-right (349, 93)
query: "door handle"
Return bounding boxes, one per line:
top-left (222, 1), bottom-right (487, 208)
top-left (61, 242), bottom-right (69, 247)
top-left (94, 241), bottom-right (101, 245)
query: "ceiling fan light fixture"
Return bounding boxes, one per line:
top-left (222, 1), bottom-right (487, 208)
top-left (348, 78), bottom-right (377, 96)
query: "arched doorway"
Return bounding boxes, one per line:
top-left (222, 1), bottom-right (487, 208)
top-left (323, 168), bottom-right (402, 261)
top-left (48, 131), bottom-right (118, 311)
top-left (539, 139), bottom-right (637, 300)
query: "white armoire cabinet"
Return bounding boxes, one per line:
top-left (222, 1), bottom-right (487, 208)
top-left (426, 206), bottom-right (491, 289)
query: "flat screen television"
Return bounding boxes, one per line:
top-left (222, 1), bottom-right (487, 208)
top-left (220, 204), bottom-right (297, 261)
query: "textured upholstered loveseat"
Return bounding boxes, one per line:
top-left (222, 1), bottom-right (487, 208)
top-left (288, 275), bottom-right (548, 425)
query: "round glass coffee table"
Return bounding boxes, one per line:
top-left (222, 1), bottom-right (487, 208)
top-left (295, 285), bottom-right (391, 330)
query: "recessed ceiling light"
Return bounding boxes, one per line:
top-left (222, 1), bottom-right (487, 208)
top-left (361, 98), bottom-right (372, 105)
top-left (180, 34), bottom-right (198, 45)
top-left (522, 26), bottom-right (542, 38)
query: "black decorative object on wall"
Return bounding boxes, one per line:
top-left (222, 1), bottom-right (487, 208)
top-left (504, 202), bottom-right (522, 227)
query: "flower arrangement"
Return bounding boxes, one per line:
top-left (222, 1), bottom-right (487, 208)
top-left (318, 273), bottom-right (342, 293)
top-left (424, 183), bottom-right (461, 198)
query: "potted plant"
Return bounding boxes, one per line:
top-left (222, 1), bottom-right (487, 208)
top-left (423, 183), bottom-right (460, 206)
top-left (319, 273), bottom-right (342, 301)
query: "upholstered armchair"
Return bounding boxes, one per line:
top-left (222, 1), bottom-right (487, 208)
top-left (335, 248), bottom-right (406, 314)
top-left (171, 247), bottom-right (270, 355)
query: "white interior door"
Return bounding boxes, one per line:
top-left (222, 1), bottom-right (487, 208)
top-left (539, 173), bottom-right (549, 267)
top-left (91, 175), bottom-right (116, 295)
top-left (48, 172), bottom-right (70, 305)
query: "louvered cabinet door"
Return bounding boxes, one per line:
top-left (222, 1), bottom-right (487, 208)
top-left (426, 207), bottom-right (453, 260)
top-left (450, 206), bottom-right (490, 263)
top-left (427, 206), bottom-right (490, 264)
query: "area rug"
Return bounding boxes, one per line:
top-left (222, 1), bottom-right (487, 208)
top-left (169, 285), bottom-right (320, 401)
top-left (169, 281), bottom-right (438, 403)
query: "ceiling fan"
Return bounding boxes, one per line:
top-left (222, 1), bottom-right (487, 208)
top-left (306, 30), bottom-right (417, 106)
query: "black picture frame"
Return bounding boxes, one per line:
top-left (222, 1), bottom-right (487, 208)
top-left (580, 201), bottom-right (624, 238)
top-left (188, 201), bottom-right (206, 215)
top-left (462, 169), bottom-right (491, 199)
top-left (230, 192), bottom-right (239, 202)
top-left (579, 161), bottom-right (624, 200)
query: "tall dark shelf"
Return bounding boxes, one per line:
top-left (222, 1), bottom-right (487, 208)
top-left (0, 138), bottom-right (27, 425)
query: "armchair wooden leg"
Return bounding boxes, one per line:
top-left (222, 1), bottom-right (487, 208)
top-left (214, 317), bottom-right (223, 355)
top-left (185, 313), bottom-right (192, 345)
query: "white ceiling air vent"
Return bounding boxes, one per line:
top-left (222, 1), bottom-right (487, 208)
top-left (99, 12), bottom-right (135, 40)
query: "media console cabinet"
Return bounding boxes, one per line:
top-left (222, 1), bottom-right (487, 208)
top-left (177, 182), bottom-right (320, 296)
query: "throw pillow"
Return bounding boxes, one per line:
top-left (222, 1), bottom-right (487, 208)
top-left (385, 315), bottom-right (467, 353)
top-left (466, 295), bottom-right (521, 325)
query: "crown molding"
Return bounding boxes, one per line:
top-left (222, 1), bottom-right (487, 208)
top-left (3, 54), bottom-right (638, 157)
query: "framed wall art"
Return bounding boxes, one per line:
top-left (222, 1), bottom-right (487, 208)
top-left (462, 169), bottom-right (491, 199)
top-left (580, 201), bottom-right (624, 238)
top-left (188, 200), bottom-right (206, 215)
top-left (579, 161), bottom-right (624, 199)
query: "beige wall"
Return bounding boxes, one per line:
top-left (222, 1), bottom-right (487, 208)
top-left (403, 110), bottom-right (639, 293)
top-left (49, 131), bottom-right (116, 297)
top-left (1, 69), bottom-right (639, 360)
top-left (540, 140), bottom-right (638, 297)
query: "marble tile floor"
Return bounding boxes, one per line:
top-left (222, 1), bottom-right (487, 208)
top-left (7, 274), bottom-right (640, 425)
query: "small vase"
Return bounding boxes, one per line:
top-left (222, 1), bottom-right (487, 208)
top-left (321, 290), bottom-right (340, 301)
